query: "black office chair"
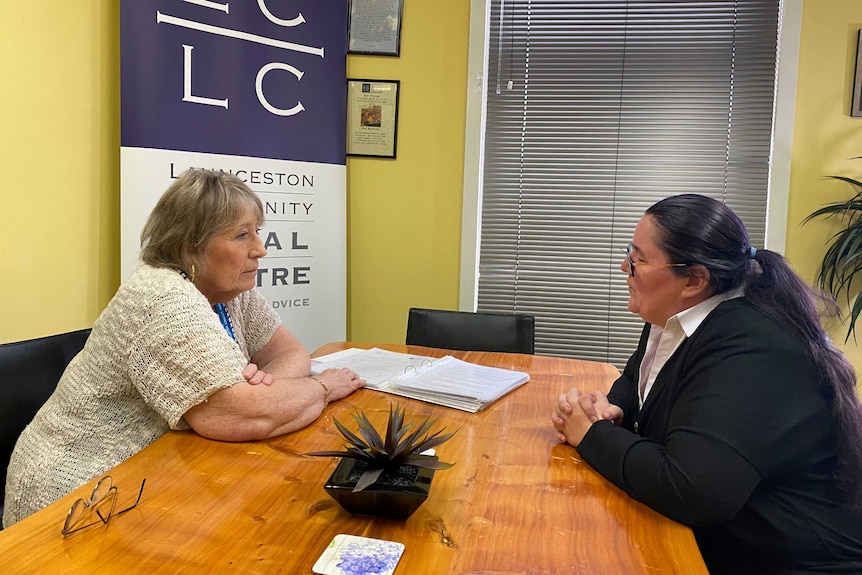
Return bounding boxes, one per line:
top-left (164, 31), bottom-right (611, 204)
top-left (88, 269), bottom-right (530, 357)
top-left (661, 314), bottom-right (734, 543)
top-left (0, 329), bottom-right (90, 526)
top-left (406, 307), bottom-right (535, 354)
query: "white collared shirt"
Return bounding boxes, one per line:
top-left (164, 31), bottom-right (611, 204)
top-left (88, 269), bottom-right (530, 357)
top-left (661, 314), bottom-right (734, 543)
top-left (638, 289), bottom-right (743, 407)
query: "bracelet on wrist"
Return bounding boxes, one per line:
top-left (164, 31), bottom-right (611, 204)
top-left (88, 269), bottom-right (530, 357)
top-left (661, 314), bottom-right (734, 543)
top-left (310, 375), bottom-right (331, 406)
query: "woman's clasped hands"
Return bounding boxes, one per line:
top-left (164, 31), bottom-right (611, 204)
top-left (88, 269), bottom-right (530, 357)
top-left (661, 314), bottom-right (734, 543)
top-left (551, 389), bottom-right (623, 447)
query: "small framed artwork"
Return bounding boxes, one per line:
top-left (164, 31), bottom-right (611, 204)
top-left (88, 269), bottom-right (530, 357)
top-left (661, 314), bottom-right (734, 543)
top-left (852, 30), bottom-right (862, 117)
top-left (347, 0), bottom-right (404, 56)
top-left (346, 79), bottom-right (400, 158)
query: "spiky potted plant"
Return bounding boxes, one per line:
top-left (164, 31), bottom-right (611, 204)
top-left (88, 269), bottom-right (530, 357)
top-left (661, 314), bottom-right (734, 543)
top-left (307, 403), bottom-right (457, 520)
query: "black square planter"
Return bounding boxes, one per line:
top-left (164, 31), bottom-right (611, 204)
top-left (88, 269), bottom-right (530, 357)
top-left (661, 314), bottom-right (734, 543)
top-left (323, 456), bottom-right (437, 520)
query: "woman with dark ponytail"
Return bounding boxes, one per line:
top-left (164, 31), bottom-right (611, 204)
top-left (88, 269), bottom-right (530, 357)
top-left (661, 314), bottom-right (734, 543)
top-left (551, 194), bottom-right (862, 574)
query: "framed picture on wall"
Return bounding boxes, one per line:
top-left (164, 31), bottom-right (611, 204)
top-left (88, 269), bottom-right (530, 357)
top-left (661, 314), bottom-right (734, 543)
top-left (347, 0), bottom-right (403, 56)
top-left (346, 79), bottom-right (400, 158)
top-left (852, 30), bottom-right (862, 117)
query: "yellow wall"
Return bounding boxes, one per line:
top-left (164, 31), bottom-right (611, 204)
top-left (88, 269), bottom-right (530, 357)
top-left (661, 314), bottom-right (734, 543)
top-left (0, 2), bottom-right (119, 342)
top-left (787, 0), bottom-right (862, 369)
top-left (0, 0), bottom-right (467, 352)
top-left (4, 0), bottom-right (862, 375)
top-left (346, 1), bottom-right (470, 346)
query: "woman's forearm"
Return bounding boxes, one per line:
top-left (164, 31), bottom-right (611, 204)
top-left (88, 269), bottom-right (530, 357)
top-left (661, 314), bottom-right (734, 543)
top-left (250, 325), bottom-right (312, 379)
top-left (183, 375), bottom-right (328, 441)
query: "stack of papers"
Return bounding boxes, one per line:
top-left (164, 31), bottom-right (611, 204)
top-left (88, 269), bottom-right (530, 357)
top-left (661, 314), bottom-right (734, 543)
top-left (311, 348), bottom-right (530, 413)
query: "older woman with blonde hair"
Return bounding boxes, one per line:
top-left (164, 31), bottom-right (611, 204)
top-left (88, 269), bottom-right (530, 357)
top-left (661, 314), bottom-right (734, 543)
top-left (3, 169), bottom-right (365, 527)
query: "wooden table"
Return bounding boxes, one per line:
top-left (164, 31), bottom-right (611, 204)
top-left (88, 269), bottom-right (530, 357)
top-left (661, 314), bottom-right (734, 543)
top-left (0, 343), bottom-right (707, 574)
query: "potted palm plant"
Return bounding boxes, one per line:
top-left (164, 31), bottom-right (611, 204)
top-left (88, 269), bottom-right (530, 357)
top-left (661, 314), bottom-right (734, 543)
top-left (804, 173), bottom-right (862, 341)
top-left (307, 403), bottom-right (457, 520)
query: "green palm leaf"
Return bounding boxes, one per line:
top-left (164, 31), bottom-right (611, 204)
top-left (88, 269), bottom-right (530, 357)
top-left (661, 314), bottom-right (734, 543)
top-left (804, 173), bottom-right (862, 341)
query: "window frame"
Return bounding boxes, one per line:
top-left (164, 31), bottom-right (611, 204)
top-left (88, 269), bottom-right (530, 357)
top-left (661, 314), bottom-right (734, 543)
top-left (458, 0), bottom-right (801, 358)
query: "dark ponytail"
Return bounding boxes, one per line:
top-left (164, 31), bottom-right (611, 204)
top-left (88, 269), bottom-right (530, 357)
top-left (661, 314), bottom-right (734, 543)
top-left (647, 194), bottom-right (862, 505)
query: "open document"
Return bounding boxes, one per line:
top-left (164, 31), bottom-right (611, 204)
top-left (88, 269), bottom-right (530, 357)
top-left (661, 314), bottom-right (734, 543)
top-left (311, 348), bottom-right (530, 413)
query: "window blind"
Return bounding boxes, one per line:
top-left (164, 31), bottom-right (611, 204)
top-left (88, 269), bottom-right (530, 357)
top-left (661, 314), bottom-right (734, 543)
top-left (478, 0), bottom-right (780, 367)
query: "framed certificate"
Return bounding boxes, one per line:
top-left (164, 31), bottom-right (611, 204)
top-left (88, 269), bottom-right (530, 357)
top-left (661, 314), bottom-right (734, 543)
top-left (346, 79), bottom-right (400, 158)
top-left (347, 0), bottom-right (403, 56)
top-left (853, 30), bottom-right (862, 117)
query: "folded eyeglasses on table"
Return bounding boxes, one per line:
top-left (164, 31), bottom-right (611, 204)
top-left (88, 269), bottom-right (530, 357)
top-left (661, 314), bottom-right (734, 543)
top-left (61, 475), bottom-right (146, 536)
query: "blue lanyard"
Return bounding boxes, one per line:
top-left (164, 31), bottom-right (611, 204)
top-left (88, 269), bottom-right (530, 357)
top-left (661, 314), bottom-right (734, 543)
top-left (213, 303), bottom-right (236, 341)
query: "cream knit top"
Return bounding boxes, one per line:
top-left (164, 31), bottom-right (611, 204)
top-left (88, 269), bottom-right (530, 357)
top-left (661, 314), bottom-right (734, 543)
top-left (2, 264), bottom-right (280, 527)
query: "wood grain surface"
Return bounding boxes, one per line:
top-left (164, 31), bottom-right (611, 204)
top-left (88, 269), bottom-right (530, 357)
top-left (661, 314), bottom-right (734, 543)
top-left (0, 343), bottom-right (707, 574)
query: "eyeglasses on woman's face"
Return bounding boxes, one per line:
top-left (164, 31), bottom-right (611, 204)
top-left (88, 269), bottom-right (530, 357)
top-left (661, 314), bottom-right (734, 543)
top-left (624, 243), bottom-right (688, 277)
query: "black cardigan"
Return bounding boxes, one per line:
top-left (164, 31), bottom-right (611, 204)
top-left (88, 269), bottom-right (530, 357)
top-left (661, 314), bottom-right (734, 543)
top-left (577, 298), bottom-right (862, 574)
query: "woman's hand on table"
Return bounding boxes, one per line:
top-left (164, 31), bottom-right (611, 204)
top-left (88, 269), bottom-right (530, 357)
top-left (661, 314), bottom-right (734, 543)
top-left (315, 367), bottom-right (367, 401)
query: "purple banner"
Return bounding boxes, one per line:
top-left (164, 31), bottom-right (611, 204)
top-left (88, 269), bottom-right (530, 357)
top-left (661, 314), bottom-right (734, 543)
top-left (121, 0), bottom-right (347, 164)
top-left (121, 0), bottom-right (349, 350)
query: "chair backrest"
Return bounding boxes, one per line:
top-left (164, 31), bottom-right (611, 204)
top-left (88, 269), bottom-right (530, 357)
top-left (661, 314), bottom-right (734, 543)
top-left (406, 308), bottom-right (535, 354)
top-left (0, 329), bottom-right (90, 514)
